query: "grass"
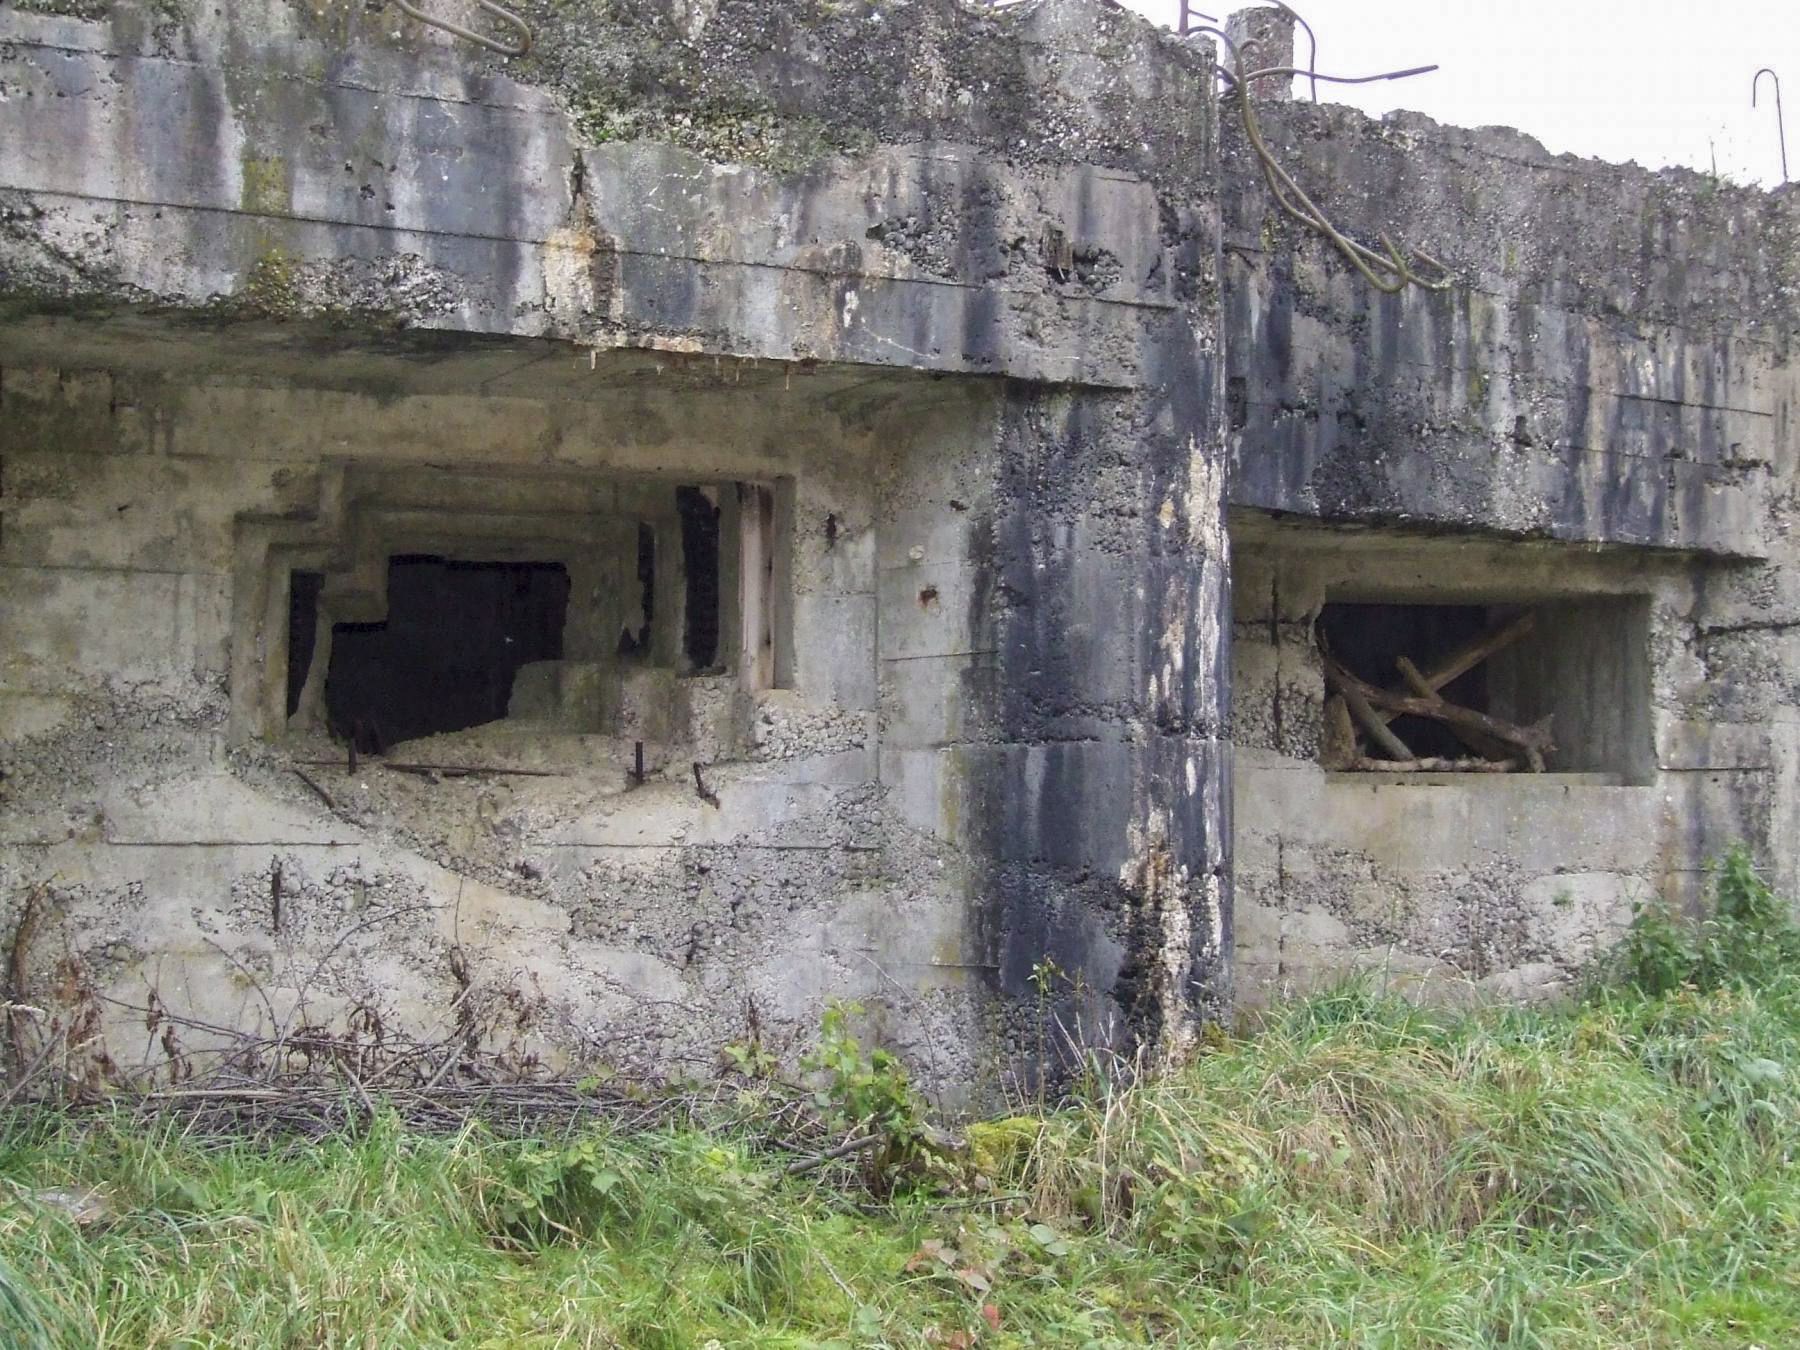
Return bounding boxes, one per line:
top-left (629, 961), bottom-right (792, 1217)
top-left (2, 858), bottom-right (1799, 1347)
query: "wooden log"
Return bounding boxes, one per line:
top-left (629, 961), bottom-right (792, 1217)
top-left (1373, 612), bottom-right (1535, 725)
top-left (1418, 611), bottom-right (1535, 690)
top-left (1327, 657), bottom-right (1554, 771)
top-left (1323, 660), bottom-right (1414, 761)
top-left (1395, 656), bottom-right (1514, 761)
top-left (1321, 693), bottom-right (1357, 769)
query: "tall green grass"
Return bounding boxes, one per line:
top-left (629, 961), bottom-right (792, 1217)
top-left (2, 853), bottom-right (1798, 1347)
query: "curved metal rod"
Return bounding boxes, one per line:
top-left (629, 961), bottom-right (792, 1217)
top-left (392, 0), bottom-right (532, 57)
top-left (1240, 62), bottom-right (1439, 88)
top-left (1195, 26), bottom-right (1450, 294)
top-left (1753, 68), bottom-right (1788, 183)
top-left (1265, 0), bottom-right (1320, 101)
top-left (1190, 5), bottom-right (1318, 99)
top-left (1194, 22), bottom-right (1243, 79)
top-left (1177, 3), bottom-right (1219, 35)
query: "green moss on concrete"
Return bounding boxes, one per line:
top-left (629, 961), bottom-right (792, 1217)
top-left (239, 155), bottom-right (291, 216)
top-left (239, 248), bottom-right (303, 316)
top-left (239, 155), bottom-right (292, 216)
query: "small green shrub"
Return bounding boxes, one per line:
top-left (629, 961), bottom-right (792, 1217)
top-left (1610, 845), bottom-right (1800, 996)
top-left (800, 1002), bottom-right (934, 1192)
top-left (491, 1128), bottom-right (813, 1332)
top-left (492, 1131), bottom-right (633, 1242)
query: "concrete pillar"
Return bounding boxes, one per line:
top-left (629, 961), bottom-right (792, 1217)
top-left (1224, 6), bottom-right (1297, 96)
top-left (965, 319), bottom-right (1231, 1082)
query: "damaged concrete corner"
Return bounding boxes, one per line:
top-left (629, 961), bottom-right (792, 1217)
top-left (0, 0), bottom-right (1794, 1098)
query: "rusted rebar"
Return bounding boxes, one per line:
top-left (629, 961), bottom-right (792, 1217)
top-left (1198, 22), bottom-right (1449, 294)
top-left (1754, 68), bottom-right (1788, 183)
top-left (391, 0), bottom-right (532, 57)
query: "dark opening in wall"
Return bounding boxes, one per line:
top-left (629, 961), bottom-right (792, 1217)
top-left (1316, 597), bottom-right (1651, 778)
top-left (618, 522), bottom-right (656, 657)
top-left (319, 556), bottom-right (570, 748)
top-left (286, 571), bottom-right (324, 718)
top-left (677, 486), bottom-right (721, 670)
top-left (1320, 603), bottom-right (1492, 761)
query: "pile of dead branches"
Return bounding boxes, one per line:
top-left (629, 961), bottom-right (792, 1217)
top-left (0, 885), bottom-right (851, 1165)
top-left (1320, 612), bottom-right (1555, 773)
top-left (1, 987), bottom-right (832, 1164)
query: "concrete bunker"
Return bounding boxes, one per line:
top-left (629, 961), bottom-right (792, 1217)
top-left (0, 0), bottom-right (1790, 1099)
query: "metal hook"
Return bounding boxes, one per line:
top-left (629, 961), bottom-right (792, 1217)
top-left (392, 0), bottom-right (533, 57)
top-left (1753, 68), bottom-right (1787, 183)
top-left (1265, 1), bottom-right (1321, 102)
top-left (1177, 3), bottom-right (1219, 35)
top-left (1193, 24), bottom-right (1449, 294)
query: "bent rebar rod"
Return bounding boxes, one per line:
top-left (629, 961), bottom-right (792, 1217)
top-left (1197, 24), bottom-right (1449, 293)
top-left (392, 0), bottom-right (532, 57)
top-left (1265, 0), bottom-right (1321, 102)
top-left (1754, 68), bottom-right (1788, 183)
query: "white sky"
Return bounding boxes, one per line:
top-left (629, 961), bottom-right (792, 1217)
top-left (1117, 1), bottom-right (1798, 187)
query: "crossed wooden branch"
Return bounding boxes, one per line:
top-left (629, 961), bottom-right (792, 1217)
top-left (1320, 612), bottom-right (1555, 772)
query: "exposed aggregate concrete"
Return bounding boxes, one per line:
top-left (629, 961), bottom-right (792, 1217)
top-left (0, 0), bottom-right (1795, 1092)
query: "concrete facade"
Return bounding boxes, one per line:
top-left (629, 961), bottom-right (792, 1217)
top-left (0, 0), bottom-right (1793, 1088)
top-left (1223, 84), bottom-right (1799, 1004)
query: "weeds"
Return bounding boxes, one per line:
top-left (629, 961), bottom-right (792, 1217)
top-left (2, 858), bottom-right (1799, 1346)
top-left (800, 1001), bottom-right (940, 1193)
top-left (1607, 843), bottom-right (1800, 996)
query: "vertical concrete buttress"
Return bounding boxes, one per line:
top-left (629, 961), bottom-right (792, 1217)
top-left (967, 287), bottom-right (1230, 1080)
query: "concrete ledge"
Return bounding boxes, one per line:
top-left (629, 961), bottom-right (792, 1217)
top-left (0, 23), bottom-right (1186, 389)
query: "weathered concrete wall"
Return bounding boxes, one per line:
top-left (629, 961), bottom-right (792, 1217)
top-left (1223, 78), bottom-right (1800, 1002)
top-left (1230, 519), bottom-right (1710, 1002)
top-left (1, 352), bottom-right (1220, 1091)
top-left (1222, 100), bottom-right (1796, 556)
top-left (5, 0), bottom-right (1797, 1073)
top-left (0, 0), bottom-right (1229, 1092)
top-left (0, 0), bottom-right (1211, 386)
